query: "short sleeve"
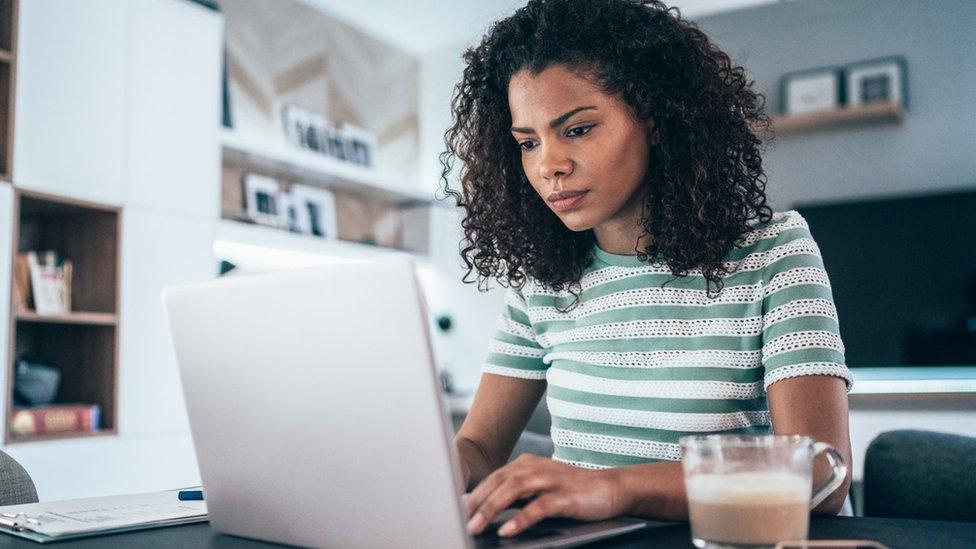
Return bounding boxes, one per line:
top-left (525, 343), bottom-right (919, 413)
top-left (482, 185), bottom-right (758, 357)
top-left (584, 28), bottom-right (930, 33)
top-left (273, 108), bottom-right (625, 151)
top-left (760, 211), bottom-right (854, 393)
top-left (481, 285), bottom-right (549, 380)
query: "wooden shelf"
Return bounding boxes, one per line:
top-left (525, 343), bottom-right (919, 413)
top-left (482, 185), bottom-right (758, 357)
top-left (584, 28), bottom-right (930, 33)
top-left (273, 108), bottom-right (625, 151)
top-left (215, 218), bottom-right (432, 270)
top-left (15, 311), bottom-right (118, 326)
top-left (220, 128), bottom-right (446, 208)
top-left (7, 429), bottom-right (117, 445)
top-left (768, 101), bottom-right (906, 136)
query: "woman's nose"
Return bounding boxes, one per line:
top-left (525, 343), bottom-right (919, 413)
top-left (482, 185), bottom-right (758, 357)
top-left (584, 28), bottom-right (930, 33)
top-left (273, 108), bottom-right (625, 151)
top-left (538, 143), bottom-right (574, 181)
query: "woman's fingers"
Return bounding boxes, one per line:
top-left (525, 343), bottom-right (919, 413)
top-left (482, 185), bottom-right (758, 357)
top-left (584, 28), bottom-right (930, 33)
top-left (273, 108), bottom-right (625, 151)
top-left (496, 495), bottom-right (569, 537)
top-left (468, 471), bottom-right (549, 534)
top-left (464, 454), bottom-right (535, 517)
top-left (465, 467), bottom-right (506, 517)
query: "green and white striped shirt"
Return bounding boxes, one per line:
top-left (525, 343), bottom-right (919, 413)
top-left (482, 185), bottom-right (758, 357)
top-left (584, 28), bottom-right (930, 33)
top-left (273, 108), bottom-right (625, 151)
top-left (482, 210), bottom-right (853, 469)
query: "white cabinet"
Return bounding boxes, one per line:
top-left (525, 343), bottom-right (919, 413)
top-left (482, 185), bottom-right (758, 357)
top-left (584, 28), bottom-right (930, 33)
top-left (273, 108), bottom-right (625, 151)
top-left (125, 0), bottom-right (223, 218)
top-left (12, 0), bottom-right (128, 204)
top-left (119, 206), bottom-right (215, 434)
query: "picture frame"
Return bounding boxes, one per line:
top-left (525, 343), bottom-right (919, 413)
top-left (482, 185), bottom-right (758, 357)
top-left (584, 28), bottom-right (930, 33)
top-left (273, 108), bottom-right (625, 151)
top-left (281, 104), bottom-right (307, 150)
top-left (290, 184), bottom-right (338, 239)
top-left (243, 173), bottom-right (283, 227)
top-left (843, 55), bottom-right (908, 109)
top-left (281, 103), bottom-right (328, 153)
top-left (780, 65), bottom-right (844, 115)
top-left (280, 103), bottom-right (378, 169)
top-left (277, 191), bottom-right (309, 234)
top-left (336, 122), bottom-right (377, 168)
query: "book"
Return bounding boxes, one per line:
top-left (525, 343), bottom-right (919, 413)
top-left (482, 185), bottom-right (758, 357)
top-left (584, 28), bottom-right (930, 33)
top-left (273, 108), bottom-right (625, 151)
top-left (12, 253), bottom-right (32, 312)
top-left (9, 404), bottom-right (100, 437)
top-left (25, 251), bottom-right (72, 315)
top-left (0, 490), bottom-right (207, 543)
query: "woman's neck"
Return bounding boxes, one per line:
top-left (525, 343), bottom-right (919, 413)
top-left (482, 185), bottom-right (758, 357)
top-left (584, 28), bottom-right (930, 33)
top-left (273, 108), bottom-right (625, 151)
top-left (592, 188), bottom-right (649, 255)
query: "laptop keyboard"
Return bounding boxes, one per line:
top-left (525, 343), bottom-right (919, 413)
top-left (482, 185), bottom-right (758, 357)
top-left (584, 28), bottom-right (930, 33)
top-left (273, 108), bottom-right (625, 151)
top-left (474, 523), bottom-right (565, 548)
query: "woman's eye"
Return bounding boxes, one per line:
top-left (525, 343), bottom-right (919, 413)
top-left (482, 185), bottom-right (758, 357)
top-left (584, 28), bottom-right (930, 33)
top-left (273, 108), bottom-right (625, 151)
top-left (567, 125), bottom-right (593, 137)
top-left (519, 141), bottom-right (536, 151)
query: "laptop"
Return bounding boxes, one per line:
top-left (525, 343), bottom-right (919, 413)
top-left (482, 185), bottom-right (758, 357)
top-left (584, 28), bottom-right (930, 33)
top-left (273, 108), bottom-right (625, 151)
top-left (162, 257), bottom-right (646, 548)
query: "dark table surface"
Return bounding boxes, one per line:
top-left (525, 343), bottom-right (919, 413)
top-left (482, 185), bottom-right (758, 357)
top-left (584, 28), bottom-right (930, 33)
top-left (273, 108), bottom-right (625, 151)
top-left (0, 516), bottom-right (973, 548)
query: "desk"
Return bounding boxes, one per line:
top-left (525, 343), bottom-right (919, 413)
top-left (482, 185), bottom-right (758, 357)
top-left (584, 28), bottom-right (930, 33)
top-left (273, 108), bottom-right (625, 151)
top-left (0, 516), bottom-right (972, 548)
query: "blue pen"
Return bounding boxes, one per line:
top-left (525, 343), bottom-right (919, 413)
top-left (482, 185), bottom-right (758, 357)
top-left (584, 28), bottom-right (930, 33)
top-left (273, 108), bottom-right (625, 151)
top-left (178, 490), bottom-right (204, 501)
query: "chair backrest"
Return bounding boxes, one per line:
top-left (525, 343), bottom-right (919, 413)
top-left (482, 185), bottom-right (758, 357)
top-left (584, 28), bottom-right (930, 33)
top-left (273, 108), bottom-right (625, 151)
top-left (863, 429), bottom-right (976, 522)
top-left (0, 450), bottom-right (38, 506)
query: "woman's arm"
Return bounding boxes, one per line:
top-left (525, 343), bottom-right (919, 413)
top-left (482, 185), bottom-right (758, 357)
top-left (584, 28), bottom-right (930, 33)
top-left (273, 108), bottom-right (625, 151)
top-left (464, 374), bottom-right (853, 536)
top-left (455, 373), bottom-right (547, 490)
top-left (767, 374), bottom-right (853, 515)
top-left (611, 375), bottom-right (852, 520)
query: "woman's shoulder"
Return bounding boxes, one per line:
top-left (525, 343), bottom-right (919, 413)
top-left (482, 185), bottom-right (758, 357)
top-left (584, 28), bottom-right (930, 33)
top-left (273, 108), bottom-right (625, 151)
top-left (741, 209), bottom-right (812, 249)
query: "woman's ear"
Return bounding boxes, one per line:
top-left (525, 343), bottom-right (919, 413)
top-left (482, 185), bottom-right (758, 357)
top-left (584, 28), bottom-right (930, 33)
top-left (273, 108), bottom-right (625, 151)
top-left (646, 118), bottom-right (660, 145)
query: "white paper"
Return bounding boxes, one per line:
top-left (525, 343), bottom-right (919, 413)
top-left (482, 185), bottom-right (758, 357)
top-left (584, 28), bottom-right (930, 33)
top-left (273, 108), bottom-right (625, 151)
top-left (0, 491), bottom-right (207, 537)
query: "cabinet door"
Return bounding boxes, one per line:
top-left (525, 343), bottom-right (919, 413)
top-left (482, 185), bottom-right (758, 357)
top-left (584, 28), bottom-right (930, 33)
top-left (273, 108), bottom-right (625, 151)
top-left (125, 0), bottom-right (222, 218)
top-left (119, 206), bottom-right (215, 434)
top-left (12, 0), bottom-right (127, 204)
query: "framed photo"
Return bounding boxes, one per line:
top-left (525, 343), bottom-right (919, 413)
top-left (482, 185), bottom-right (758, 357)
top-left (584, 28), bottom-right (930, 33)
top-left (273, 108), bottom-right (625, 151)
top-left (280, 104), bottom-right (378, 169)
top-left (324, 126), bottom-right (348, 162)
top-left (781, 66), bottom-right (844, 115)
top-left (277, 191), bottom-right (309, 234)
top-left (243, 173), bottom-right (283, 227)
top-left (844, 56), bottom-right (907, 108)
top-left (282, 104), bottom-right (330, 153)
top-left (337, 123), bottom-right (377, 168)
top-left (281, 104), bottom-right (309, 149)
top-left (290, 184), bottom-right (338, 239)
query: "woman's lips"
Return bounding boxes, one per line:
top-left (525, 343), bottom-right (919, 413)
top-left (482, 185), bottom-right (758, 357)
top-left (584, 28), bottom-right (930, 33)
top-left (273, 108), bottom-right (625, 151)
top-left (548, 190), bottom-right (589, 213)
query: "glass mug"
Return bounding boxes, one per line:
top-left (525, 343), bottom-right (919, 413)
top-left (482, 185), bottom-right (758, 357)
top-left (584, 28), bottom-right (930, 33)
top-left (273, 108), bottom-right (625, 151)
top-left (679, 434), bottom-right (848, 549)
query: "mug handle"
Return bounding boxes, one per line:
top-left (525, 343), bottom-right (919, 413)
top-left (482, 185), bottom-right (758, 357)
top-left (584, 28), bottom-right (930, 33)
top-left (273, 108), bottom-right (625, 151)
top-left (810, 442), bottom-right (848, 510)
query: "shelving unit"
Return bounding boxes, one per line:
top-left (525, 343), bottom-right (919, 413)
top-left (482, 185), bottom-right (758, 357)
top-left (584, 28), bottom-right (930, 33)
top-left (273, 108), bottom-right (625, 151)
top-left (5, 189), bottom-right (121, 443)
top-left (219, 129), bottom-right (439, 267)
top-left (220, 128), bottom-right (439, 206)
top-left (0, 0), bottom-right (18, 180)
top-left (769, 101), bottom-right (906, 136)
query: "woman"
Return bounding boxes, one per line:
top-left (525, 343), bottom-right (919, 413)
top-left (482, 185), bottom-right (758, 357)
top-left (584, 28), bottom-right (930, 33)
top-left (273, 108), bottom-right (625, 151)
top-left (439, 0), bottom-right (853, 538)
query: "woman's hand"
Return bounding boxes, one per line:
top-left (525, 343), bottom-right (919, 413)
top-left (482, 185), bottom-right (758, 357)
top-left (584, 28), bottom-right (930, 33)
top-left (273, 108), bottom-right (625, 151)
top-left (463, 453), bottom-right (626, 537)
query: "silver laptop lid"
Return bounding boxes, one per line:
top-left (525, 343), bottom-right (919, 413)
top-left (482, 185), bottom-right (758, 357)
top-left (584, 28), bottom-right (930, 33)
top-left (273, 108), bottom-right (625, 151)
top-left (163, 258), bottom-right (471, 548)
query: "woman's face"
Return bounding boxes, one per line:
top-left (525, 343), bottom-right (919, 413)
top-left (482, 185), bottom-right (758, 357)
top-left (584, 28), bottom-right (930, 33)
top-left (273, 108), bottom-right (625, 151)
top-left (508, 64), bottom-right (656, 233)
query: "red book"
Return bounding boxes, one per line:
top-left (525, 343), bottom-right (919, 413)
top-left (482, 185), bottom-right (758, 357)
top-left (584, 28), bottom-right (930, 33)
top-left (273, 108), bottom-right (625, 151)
top-left (10, 404), bottom-right (100, 436)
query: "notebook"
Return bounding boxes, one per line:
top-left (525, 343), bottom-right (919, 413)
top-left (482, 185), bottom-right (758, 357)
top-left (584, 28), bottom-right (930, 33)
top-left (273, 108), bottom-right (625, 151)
top-left (0, 489), bottom-right (208, 543)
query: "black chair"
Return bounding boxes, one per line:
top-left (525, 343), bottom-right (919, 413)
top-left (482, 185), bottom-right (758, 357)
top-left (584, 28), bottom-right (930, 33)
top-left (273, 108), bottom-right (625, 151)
top-left (863, 429), bottom-right (976, 522)
top-left (0, 449), bottom-right (38, 505)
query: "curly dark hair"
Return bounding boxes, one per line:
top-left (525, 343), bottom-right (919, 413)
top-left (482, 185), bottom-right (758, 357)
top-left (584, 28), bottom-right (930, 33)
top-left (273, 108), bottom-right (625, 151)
top-left (438, 0), bottom-right (774, 302)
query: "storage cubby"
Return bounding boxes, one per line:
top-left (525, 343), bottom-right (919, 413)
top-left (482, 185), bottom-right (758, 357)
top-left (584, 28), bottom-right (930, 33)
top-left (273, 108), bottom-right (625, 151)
top-left (0, 61), bottom-right (10, 179)
top-left (0, 0), bottom-right (17, 180)
top-left (0, 0), bottom-right (13, 54)
top-left (6, 190), bottom-right (121, 443)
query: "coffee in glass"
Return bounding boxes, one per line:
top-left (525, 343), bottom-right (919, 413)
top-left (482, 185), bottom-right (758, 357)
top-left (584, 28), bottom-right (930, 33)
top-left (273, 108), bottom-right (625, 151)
top-left (680, 435), bottom-right (847, 549)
